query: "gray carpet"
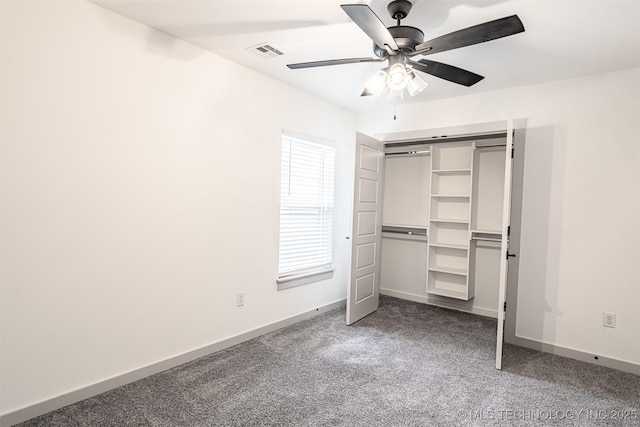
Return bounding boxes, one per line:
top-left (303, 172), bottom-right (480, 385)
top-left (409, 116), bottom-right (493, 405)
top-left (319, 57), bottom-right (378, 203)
top-left (17, 296), bottom-right (640, 426)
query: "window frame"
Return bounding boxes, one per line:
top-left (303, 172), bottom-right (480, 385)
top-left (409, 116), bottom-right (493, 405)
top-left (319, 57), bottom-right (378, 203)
top-left (276, 131), bottom-right (336, 290)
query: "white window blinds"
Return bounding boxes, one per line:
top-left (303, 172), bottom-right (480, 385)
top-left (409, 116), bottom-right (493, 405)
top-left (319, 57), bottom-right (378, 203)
top-left (278, 134), bottom-right (335, 277)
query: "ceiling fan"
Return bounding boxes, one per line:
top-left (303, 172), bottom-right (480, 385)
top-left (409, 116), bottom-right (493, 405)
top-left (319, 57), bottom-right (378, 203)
top-left (287, 0), bottom-right (525, 99)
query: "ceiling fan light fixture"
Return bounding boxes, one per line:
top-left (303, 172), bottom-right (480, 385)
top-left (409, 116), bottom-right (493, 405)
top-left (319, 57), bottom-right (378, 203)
top-left (387, 63), bottom-right (408, 90)
top-left (406, 70), bottom-right (428, 96)
top-left (385, 87), bottom-right (404, 101)
top-left (364, 69), bottom-right (389, 96)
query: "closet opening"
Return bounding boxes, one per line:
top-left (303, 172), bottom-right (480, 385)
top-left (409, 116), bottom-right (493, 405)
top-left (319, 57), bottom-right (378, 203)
top-left (381, 135), bottom-right (509, 309)
top-left (347, 120), bottom-right (526, 369)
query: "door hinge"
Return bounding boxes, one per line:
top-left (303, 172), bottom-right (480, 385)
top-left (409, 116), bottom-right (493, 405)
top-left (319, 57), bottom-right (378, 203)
top-left (507, 226), bottom-right (511, 237)
top-left (511, 147), bottom-right (514, 159)
top-left (506, 252), bottom-right (516, 260)
top-left (503, 301), bottom-right (507, 312)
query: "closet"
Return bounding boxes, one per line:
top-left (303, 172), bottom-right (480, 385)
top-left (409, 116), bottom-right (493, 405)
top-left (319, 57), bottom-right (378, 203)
top-left (381, 138), bottom-right (507, 310)
top-left (346, 119), bottom-right (525, 369)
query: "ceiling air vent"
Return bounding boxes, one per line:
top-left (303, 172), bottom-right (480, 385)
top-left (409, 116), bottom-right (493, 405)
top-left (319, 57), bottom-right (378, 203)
top-left (246, 43), bottom-right (284, 59)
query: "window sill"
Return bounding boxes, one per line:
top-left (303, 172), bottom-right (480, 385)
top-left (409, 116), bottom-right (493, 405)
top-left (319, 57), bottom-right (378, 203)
top-left (276, 268), bottom-right (335, 291)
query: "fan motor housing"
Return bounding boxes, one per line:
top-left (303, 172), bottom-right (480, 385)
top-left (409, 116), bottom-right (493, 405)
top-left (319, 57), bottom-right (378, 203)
top-left (373, 25), bottom-right (425, 57)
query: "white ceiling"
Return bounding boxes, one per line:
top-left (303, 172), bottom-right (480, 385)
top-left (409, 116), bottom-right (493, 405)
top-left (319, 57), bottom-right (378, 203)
top-left (90, 0), bottom-right (640, 112)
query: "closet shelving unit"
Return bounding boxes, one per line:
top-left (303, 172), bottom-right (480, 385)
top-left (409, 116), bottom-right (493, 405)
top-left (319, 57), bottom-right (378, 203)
top-left (427, 143), bottom-right (475, 300)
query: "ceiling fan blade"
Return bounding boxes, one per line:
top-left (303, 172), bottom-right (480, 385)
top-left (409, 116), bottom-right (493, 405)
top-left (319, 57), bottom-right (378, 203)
top-left (409, 59), bottom-right (484, 87)
top-left (415, 15), bottom-right (524, 55)
top-left (287, 57), bottom-right (384, 69)
top-left (341, 4), bottom-right (399, 53)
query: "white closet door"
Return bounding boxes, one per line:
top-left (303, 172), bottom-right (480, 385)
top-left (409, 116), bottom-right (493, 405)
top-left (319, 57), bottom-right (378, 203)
top-left (495, 118), bottom-right (514, 369)
top-left (346, 133), bottom-right (384, 325)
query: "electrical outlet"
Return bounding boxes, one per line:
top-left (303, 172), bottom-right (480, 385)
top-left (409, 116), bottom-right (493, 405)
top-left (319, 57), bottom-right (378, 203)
top-left (237, 292), bottom-right (245, 307)
top-left (603, 312), bottom-right (616, 328)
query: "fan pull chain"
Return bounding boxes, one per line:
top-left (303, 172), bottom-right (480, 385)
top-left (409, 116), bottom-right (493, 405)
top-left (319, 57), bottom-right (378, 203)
top-left (393, 102), bottom-right (397, 120)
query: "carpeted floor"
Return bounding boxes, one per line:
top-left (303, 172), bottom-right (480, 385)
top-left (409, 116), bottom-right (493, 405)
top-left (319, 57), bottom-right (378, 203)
top-left (17, 296), bottom-right (640, 426)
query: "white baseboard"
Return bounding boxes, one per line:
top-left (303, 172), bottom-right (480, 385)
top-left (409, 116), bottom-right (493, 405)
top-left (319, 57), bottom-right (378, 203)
top-left (380, 288), bottom-right (498, 319)
top-left (506, 335), bottom-right (640, 376)
top-left (0, 299), bottom-right (346, 427)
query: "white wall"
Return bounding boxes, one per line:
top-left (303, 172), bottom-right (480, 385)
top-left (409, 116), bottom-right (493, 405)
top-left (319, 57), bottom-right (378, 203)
top-left (0, 0), bottom-right (355, 416)
top-left (357, 67), bottom-right (640, 367)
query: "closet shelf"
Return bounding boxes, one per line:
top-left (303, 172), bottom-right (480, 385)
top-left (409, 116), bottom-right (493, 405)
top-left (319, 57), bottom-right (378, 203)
top-left (431, 194), bottom-right (470, 199)
top-left (383, 232), bottom-right (428, 242)
top-left (430, 218), bottom-right (469, 224)
top-left (471, 229), bottom-right (502, 235)
top-left (428, 266), bottom-right (467, 276)
top-left (429, 242), bottom-right (468, 250)
top-left (431, 168), bottom-right (471, 174)
top-left (427, 287), bottom-right (468, 300)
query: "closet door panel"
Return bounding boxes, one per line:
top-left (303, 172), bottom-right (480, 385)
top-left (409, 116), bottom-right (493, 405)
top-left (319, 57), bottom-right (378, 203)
top-left (496, 119), bottom-right (516, 369)
top-left (347, 133), bottom-right (384, 325)
top-left (356, 242), bottom-right (376, 269)
top-left (355, 273), bottom-right (375, 301)
top-left (358, 178), bottom-right (379, 204)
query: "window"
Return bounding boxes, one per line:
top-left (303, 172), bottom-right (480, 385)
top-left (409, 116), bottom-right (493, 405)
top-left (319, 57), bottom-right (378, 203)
top-left (277, 132), bottom-right (335, 290)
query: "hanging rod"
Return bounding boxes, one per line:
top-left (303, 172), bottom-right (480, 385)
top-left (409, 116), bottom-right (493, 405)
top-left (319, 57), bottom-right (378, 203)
top-left (385, 150), bottom-right (431, 156)
top-left (475, 144), bottom-right (506, 149)
top-left (471, 236), bottom-right (502, 242)
top-left (382, 225), bottom-right (427, 236)
top-left (384, 132), bottom-right (507, 147)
